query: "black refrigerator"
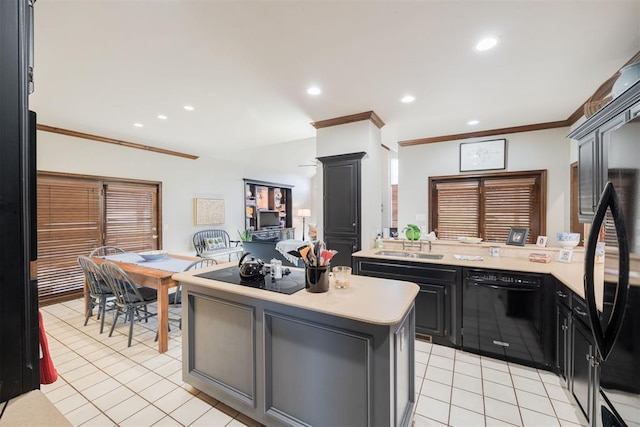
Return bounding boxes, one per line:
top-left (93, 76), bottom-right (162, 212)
top-left (0, 0), bottom-right (40, 403)
top-left (575, 80), bottom-right (640, 427)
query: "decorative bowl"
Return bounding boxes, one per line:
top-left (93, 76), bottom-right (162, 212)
top-left (556, 232), bottom-right (581, 248)
top-left (138, 250), bottom-right (168, 261)
top-left (612, 61), bottom-right (640, 98)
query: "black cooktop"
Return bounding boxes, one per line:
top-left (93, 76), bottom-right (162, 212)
top-left (194, 265), bottom-right (305, 295)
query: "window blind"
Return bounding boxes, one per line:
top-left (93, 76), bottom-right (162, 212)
top-left (484, 177), bottom-right (538, 244)
top-left (435, 181), bottom-right (480, 240)
top-left (37, 176), bottom-right (102, 300)
top-left (104, 183), bottom-right (158, 252)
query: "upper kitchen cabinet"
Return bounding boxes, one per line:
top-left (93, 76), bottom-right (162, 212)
top-left (243, 179), bottom-right (293, 231)
top-left (570, 80), bottom-right (640, 223)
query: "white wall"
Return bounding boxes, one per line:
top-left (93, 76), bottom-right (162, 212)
top-left (37, 131), bottom-right (314, 255)
top-left (398, 127), bottom-right (572, 240)
top-left (316, 120), bottom-right (382, 248)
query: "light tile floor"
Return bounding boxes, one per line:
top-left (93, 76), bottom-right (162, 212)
top-left (40, 298), bottom-right (587, 426)
top-left (413, 341), bottom-right (587, 427)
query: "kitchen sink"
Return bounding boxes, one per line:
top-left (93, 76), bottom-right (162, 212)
top-left (405, 253), bottom-right (444, 260)
top-left (375, 250), bottom-right (444, 260)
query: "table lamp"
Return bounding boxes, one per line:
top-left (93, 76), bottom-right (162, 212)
top-left (298, 208), bottom-right (311, 240)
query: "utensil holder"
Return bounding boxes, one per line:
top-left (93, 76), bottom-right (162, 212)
top-left (305, 265), bottom-right (330, 293)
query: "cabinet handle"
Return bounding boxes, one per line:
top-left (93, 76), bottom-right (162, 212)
top-left (561, 324), bottom-right (568, 331)
top-left (556, 290), bottom-right (567, 298)
top-left (574, 307), bottom-right (587, 317)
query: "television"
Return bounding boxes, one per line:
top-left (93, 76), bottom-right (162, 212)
top-left (257, 210), bottom-right (281, 229)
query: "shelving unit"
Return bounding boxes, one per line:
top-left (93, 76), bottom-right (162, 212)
top-left (243, 179), bottom-right (293, 233)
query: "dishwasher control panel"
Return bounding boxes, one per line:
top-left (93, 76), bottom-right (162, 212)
top-left (466, 270), bottom-right (541, 286)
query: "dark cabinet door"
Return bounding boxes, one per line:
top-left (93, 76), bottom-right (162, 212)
top-left (353, 257), bottom-right (460, 346)
top-left (571, 314), bottom-right (593, 421)
top-left (325, 235), bottom-right (358, 268)
top-left (556, 303), bottom-right (571, 382)
top-left (415, 283), bottom-right (446, 338)
top-left (578, 134), bottom-right (597, 221)
top-left (319, 152), bottom-right (365, 267)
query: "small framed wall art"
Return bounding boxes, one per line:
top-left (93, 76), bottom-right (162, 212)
top-left (506, 227), bottom-right (529, 246)
top-left (194, 198), bottom-right (225, 225)
top-left (460, 138), bottom-right (506, 172)
top-left (536, 236), bottom-right (548, 247)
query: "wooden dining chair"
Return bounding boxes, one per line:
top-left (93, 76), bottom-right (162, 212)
top-left (89, 246), bottom-right (125, 258)
top-left (77, 255), bottom-right (115, 334)
top-left (168, 257), bottom-right (219, 330)
top-left (101, 261), bottom-right (158, 347)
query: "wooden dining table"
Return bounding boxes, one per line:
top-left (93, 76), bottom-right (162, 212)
top-left (88, 253), bottom-right (198, 353)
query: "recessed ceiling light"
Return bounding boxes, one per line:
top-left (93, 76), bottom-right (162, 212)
top-left (157, 115), bottom-right (168, 120)
top-left (467, 120), bottom-right (480, 125)
top-left (183, 105), bottom-right (195, 111)
top-left (475, 36), bottom-right (499, 51)
top-left (307, 86), bottom-right (322, 96)
top-left (133, 123), bottom-right (143, 128)
top-left (401, 95), bottom-right (416, 103)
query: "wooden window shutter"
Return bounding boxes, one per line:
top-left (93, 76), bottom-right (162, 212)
top-left (37, 176), bottom-right (102, 300)
top-left (484, 176), bottom-right (539, 243)
top-left (104, 183), bottom-right (158, 252)
top-left (435, 180), bottom-right (480, 240)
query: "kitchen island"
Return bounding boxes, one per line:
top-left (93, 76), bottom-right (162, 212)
top-left (172, 264), bottom-right (419, 427)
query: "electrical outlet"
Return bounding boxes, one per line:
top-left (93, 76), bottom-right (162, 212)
top-left (415, 213), bottom-right (426, 221)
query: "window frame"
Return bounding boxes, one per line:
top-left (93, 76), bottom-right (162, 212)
top-left (428, 170), bottom-right (547, 244)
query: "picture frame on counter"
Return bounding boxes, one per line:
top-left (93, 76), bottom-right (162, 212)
top-left (558, 249), bottom-right (574, 263)
top-left (506, 227), bottom-right (529, 246)
top-left (536, 236), bottom-right (548, 247)
top-left (459, 138), bottom-right (506, 172)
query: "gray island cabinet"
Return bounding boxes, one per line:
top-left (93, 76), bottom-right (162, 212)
top-left (172, 266), bottom-right (419, 427)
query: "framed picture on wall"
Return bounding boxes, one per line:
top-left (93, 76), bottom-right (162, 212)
top-left (460, 139), bottom-right (506, 172)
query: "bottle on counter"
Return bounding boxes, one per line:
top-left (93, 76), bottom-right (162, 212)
top-left (375, 234), bottom-right (383, 248)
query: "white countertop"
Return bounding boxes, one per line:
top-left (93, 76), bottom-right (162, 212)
top-left (353, 247), bottom-right (591, 299)
top-left (173, 263), bottom-right (419, 326)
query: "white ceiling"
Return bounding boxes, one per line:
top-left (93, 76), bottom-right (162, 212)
top-left (31, 0), bottom-right (640, 160)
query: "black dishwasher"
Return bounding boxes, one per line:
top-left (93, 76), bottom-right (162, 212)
top-left (462, 269), bottom-right (547, 368)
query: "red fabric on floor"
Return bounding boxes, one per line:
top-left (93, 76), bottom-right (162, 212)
top-left (39, 311), bottom-right (58, 384)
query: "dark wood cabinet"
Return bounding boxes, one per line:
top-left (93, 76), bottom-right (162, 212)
top-left (353, 257), bottom-right (461, 346)
top-left (577, 133), bottom-right (598, 220)
top-left (415, 283), bottom-right (446, 338)
top-left (556, 303), bottom-right (571, 382)
top-left (570, 85), bottom-right (635, 223)
top-left (553, 280), bottom-right (593, 424)
top-left (571, 310), bottom-right (594, 421)
top-left (318, 152), bottom-right (365, 267)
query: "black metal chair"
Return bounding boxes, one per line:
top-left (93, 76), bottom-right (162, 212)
top-left (78, 255), bottom-right (115, 334)
top-left (89, 246), bottom-right (125, 258)
top-left (101, 261), bottom-right (158, 347)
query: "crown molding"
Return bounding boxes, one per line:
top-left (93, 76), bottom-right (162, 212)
top-left (311, 111), bottom-right (385, 129)
top-left (37, 124), bottom-right (199, 160)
